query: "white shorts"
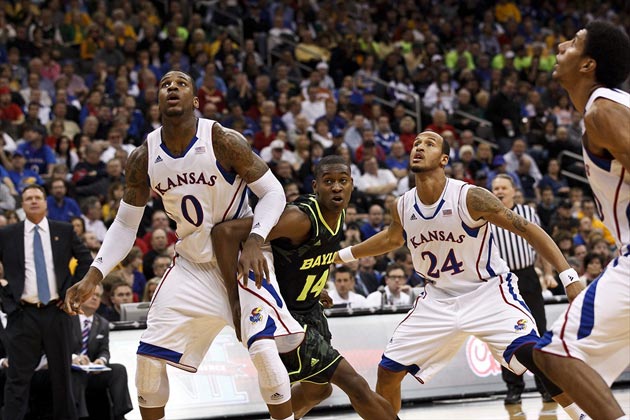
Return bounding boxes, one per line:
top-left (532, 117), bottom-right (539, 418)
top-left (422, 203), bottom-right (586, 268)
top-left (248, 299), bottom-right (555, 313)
top-left (137, 253), bottom-right (304, 372)
top-left (535, 255), bottom-right (630, 385)
top-left (380, 274), bottom-right (538, 383)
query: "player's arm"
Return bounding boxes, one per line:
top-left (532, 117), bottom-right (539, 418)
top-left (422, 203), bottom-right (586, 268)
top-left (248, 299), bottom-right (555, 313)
top-left (335, 198), bottom-right (405, 263)
top-left (65, 144), bottom-right (150, 315)
top-left (466, 186), bottom-right (584, 301)
top-left (213, 123), bottom-right (286, 287)
top-left (213, 207), bottom-right (312, 287)
top-left (585, 100), bottom-right (630, 173)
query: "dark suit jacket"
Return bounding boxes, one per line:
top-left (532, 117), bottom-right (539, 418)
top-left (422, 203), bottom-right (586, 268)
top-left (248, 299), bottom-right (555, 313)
top-left (0, 219), bottom-right (93, 314)
top-left (71, 314), bottom-right (110, 364)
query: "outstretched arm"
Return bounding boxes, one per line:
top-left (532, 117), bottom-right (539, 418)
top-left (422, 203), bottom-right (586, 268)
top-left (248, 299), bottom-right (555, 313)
top-left (65, 144), bottom-right (151, 315)
top-left (466, 186), bottom-right (584, 301)
top-left (213, 123), bottom-right (286, 286)
top-left (335, 198), bottom-right (405, 263)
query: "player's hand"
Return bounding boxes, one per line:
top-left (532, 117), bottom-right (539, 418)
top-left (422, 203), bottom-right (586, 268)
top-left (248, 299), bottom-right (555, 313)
top-left (565, 281), bottom-right (585, 303)
top-left (319, 289), bottom-right (333, 308)
top-left (332, 251), bottom-right (342, 264)
top-left (543, 274), bottom-right (558, 289)
top-left (64, 268), bottom-right (102, 315)
top-left (238, 234), bottom-right (269, 288)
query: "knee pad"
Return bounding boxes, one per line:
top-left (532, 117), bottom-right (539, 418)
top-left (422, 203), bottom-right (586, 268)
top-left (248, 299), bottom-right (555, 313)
top-left (136, 355), bottom-right (170, 408)
top-left (249, 339), bottom-right (291, 405)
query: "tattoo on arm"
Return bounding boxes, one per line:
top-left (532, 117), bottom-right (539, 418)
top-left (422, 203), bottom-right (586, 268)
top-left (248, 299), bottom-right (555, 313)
top-left (213, 124), bottom-right (268, 183)
top-left (122, 143), bottom-right (151, 206)
top-left (467, 187), bottom-right (529, 232)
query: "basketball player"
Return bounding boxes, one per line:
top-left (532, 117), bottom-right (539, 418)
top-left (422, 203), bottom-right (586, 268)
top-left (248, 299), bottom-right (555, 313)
top-left (335, 131), bottom-right (586, 418)
top-left (212, 156), bottom-right (396, 419)
top-left (533, 21), bottom-right (630, 420)
top-left (65, 71), bottom-right (304, 420)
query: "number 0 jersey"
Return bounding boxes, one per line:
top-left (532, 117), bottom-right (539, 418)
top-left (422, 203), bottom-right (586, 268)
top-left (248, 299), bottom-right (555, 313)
top-left (398, 178), bottom-right (509, 295)
top-left (583, 87), bottom-right (630, 254)
top-left (146, 118), bottom-right (251, 263)
top-left (271, 195), bottom-right (345, 312)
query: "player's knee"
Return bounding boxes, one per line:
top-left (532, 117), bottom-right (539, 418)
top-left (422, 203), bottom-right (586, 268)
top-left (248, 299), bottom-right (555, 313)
top-left (249, 339), bottom-right (291, 405)
top-left (307, 383), bottom-right (333, 404)
top-left (136, 355), bottom-right (169, 408)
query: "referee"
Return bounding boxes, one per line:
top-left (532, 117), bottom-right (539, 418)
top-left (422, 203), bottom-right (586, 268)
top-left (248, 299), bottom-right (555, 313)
top-left (490, 174), bottom-right (556, 405)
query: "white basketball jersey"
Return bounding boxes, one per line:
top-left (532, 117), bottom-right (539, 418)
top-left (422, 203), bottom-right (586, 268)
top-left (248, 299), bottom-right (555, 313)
top-left (583, 87), bottom-right (630, 253)
top-left (146, 118), bottom-right (252, 263)
top-left (398, 178), bottom-right (509, 295)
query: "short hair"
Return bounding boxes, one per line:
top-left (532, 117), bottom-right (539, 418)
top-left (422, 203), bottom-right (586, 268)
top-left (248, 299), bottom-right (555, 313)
top-left (121, 246), bottom-right (143, 267)
top-left (314, 155), bottom-right (350, 179)
top-left (385, 263), bottom-right (405, 277)
top-left (583, 252), bottom-right (604, 268)
top-left (441, 135), bottom-right (450, 157)
top-left (584, 21), bottom-right (630, 88)
top-left (22, 184), bottom-right (46, 198)
top-left (333, 265), bottom-right (354, 278)
top-left (159, 70), bottom-right (197, 95)
top-left (492, 173), bottom-right (516, 188)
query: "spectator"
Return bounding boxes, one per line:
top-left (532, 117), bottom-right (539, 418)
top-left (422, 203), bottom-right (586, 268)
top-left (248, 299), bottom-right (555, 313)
top-left (150, 254), bottom-right (172, 281)
top-left (72, 143), bottom-right (108, 199)
top-left (374, 115), bottom-right (399, 155)
top-left (46, 178), bottom-right (81, 222)
top-left (141, 210), bottom-right (178, 249)
top-left (113, 246), bottom-right (146, 302)
top-left (81, 231), bottom-right (101, 259)
top-left (70, 283), bottom-right (133, 419)
top-left (16, 124), bottom-right (56, 179)
top-left (424, 109), bottom-right (458, 139)
top-left (326, 266), bottom-right (368, 309)
top-left (577, 198), bottom-right (615, 247)
top-left (7, 150), bottom-right (44, 193)
top-left (385, 141), bottom-right (409, 180)
top-left (503, 139), bottom-right (542, 185)
top-left (142, 277), bottom-right (161, 303)
top-left (537, 186), bottom-right (557, 234)
top-left (485, 78), bottom-right (521, 152)
top-left (357, 157), bottom-right (397, 202)
top-left (142, 228), bottom-right (169, 280)
top-left (99, 127), bottom-right (135, 164)
top-left (537, 159), bottom-right (570, 198)
top-left (101, 281), bottom-right (133, 322)
top-left (549, 199), bottom-right (580, 236)
top-left (366, 263), bottom-right (411, 308)
top-left (80, 196), bottom-right (107, 242)
top-left (579, 253), bottom-right (604, 287)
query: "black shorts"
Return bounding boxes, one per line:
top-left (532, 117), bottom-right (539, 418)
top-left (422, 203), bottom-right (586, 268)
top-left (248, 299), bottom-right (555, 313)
top-left (280, 304), bottom-right (343, 385)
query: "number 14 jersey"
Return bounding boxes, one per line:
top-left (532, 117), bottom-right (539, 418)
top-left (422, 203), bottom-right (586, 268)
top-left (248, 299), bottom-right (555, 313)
top-left (146, 118), bottom-right (252, 263)
top-left (272, 195), bottom-right (345, 313)
top-left (398, 178), bottom-right (509, 296)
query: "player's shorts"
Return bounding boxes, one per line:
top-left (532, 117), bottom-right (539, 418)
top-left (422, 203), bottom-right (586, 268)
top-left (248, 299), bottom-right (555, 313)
top-left (380, 274), bottom-right (538, 384)
top-left (535, 254), bottom-right (630, 385)
top-left (137, 252), bottom-right (304, 372)
top-left (280, 304), bottom-right (342, 385)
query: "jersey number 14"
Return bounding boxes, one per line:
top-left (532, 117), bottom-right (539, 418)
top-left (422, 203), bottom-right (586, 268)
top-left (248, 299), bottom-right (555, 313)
top-left (296, 269), bottom-right (329, 301)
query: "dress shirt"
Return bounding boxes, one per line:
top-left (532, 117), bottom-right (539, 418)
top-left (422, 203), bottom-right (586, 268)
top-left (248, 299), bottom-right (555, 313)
top-left (22, 218), bottom-right (59, 303)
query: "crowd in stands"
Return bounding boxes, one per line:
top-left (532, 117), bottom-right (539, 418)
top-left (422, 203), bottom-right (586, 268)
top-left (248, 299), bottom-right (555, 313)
top-left (0, 0), bottom-right (628, 316)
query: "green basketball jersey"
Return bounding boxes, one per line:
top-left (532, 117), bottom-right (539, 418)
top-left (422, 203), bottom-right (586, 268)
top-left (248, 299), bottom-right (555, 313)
top-left (271, 195), bottom-right (345, 312)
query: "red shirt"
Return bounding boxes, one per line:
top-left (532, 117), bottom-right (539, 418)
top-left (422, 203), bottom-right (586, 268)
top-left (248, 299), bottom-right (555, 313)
top-left (0, 103), bottom-right (24, 122)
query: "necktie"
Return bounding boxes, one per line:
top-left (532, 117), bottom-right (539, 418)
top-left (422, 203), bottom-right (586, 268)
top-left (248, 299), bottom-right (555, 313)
top-left (33, 225), bottom-right (50, 304)
top-left (81, 319), bottom-right (91, 355)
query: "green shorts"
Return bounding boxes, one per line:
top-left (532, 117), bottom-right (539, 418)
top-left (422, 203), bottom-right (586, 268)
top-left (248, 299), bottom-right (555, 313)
top-left (280, 304), bottom-right (343, 384)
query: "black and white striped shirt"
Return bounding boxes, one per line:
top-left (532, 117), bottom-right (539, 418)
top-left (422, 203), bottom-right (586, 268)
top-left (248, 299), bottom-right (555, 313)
top-left (490, 204), bottom-right (540, 271)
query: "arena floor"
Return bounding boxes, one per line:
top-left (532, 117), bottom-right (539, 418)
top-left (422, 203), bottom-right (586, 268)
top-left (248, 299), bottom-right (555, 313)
top-left (248, 387), bottom-right (630, 420)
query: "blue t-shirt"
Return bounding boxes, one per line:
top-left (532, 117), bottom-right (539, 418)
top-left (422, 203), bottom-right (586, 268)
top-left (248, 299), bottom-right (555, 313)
top-left (8, 169), bottom-right (44, 193)
top-left (46, 196), bottom-right (82, 222)
top-left (16, 143), bottom-right (57, 175)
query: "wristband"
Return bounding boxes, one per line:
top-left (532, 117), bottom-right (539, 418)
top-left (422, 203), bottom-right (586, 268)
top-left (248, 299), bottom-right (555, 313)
top-left (338, 247), bottom-right (356, 263)
top-left (559, 268), bottom-right (580, 288)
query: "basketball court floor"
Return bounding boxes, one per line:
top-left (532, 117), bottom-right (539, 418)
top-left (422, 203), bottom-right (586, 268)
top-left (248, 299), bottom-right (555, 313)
top-left (248, 387), bottom-right (630, 420)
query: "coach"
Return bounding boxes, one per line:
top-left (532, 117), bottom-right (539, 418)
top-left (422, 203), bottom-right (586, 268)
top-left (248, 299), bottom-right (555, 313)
top-left (490, 174), bottom-right (556, 405)
top-left (0, 184), bottom-right (92, 420)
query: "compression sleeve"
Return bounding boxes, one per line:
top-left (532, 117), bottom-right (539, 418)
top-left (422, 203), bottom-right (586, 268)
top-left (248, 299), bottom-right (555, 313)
top-left (91, 200), bottom-right (145, 276)
top-left (247, 169), bottom-right (285, 242)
